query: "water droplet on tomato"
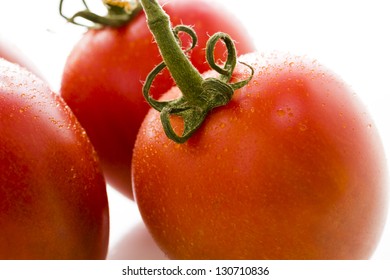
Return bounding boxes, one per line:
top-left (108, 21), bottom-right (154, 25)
top-left (277, 109), bottom-right (286, 117)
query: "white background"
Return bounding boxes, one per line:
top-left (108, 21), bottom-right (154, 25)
top-left (0, 0), bottom-right (389, 260)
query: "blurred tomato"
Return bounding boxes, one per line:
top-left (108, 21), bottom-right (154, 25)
top-left (0, 59), bottom-right (109, 259)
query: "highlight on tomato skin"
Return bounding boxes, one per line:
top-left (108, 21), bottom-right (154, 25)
top-left (0, 34), bottom-right (45, 80)
top-left (59, 0), bottom-right (256, 199)
top-left (0, 58), bottom-right (109, 260)
top-left (132, 52), bottom-right (388, 260)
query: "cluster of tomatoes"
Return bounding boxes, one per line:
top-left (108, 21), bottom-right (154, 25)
top-left (0, 0), bottom-right (387, 259)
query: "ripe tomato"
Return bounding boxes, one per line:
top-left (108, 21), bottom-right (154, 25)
top-left (60, 0), bottom-right (255, 198)
top-left (0, 59), bottom-right (109, 259)
top-left (132, 52), bottom-right (388, 259)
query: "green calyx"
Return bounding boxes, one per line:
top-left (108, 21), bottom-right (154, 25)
top-left (141, 0), bottom-right (253, 143)
top-left (59, 0), bottom-right (142, 28)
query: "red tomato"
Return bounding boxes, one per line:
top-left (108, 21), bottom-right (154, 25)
top-left (60, 0), bottom-right (255, 198)
top-left (132, 52), bottom-right (388, 259)
top-left (0, 59), bottom-right (109, 259)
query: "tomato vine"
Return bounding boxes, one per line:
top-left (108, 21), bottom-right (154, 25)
top-left (140, 0), bottom-right (254, 143)
top-left (59, 0), bottom-right (142, 28)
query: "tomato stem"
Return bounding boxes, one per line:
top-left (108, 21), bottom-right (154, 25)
top-left (59, 0), bottom-right (142, 28)
top-left (141, 0), bottom-right (204, 98)
top-left (140, 0), bottom-right (254, 143)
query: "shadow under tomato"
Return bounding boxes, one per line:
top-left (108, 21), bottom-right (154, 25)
top-left (107, 222), bottom-right (168, 260)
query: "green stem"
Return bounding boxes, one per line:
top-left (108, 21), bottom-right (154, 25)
top-left (59, 0), bottom-right (142, 28)
top-left (140, 0), bottom-right (254, 143)
top-left (140, 0), bottom-right (204, 99)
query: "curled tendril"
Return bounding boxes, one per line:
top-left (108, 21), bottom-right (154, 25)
top-left (143, 29), bottom-right (254, 143)
top-left (173, 25), bottom-right (198, 53)
top-left (206, 32), bottom-right (237, 80)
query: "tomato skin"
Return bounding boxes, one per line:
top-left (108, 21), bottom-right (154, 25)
top-left (0, 59), bottom-right (109, 259)
top-left (132, 52), bottom-right (388, 259)
top-left (60, 0), bottom-right (255, 198)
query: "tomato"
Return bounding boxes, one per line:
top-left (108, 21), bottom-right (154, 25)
top-left (132, 52), bottom-right (388, 259)
top-left (0, 59), bottom-right (109, 259)
top-left (0, 34), bottom-right (43, 79)
top-left (60, 0), bottom-right (255, 198)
